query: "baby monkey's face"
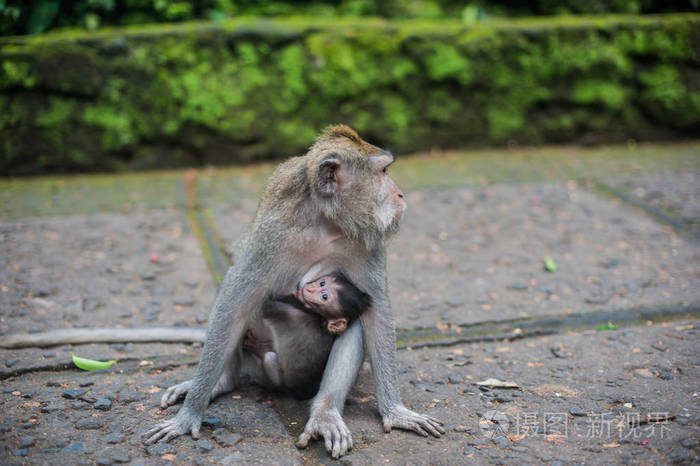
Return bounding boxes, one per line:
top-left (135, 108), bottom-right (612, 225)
top-left (298, 275), bottom-right (347, 334)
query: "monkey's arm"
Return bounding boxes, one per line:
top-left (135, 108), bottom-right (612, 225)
top-left (296, 321), bottom-right (363, 459)
top-left (0, 327), bottom-right (206, 349)
top-left (361, 254), bottom-right (444, 438)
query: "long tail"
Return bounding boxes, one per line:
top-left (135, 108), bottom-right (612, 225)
top-left (0, 327), bottom-right (207, 349)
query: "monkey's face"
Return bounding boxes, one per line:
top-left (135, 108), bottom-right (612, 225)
top-left (370, 154), bottom-right (406, 234)
top-left (309, 125), bottom-right (406, 242)
top-left (298, 275), bottom-right (349, 334)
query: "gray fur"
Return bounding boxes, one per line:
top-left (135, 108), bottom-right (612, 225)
top-left (144, 125), bottom-right (444, 456)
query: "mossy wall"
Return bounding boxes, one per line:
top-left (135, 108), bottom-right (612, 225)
top-left (1, 14), bottom-right (699, 175)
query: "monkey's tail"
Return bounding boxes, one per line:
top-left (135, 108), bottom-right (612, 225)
top-left (0, 327), bottom-right (207, 349)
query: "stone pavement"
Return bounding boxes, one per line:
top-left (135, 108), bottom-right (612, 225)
top-left (0, 142), bottom-right (698, 465)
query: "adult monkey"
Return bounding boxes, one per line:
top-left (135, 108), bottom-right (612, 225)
top-left (144, 125), bottom-right (444, 457)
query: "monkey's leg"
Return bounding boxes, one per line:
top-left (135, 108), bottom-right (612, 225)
top-left (262, 351), bottom-right (283, 387)
top-left (361, 277), bottom-right (444, 439)
top-left (296, 321), bottom-right (363, 459)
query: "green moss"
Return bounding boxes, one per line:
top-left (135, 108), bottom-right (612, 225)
top-left (573, 80), bottom-right (628, 109)
top-left (1, 14), bottom-right (699, 174)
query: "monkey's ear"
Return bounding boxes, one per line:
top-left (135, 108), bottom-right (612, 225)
top-left (317, 158), bottom-right (342, 196)
top-left (327, 318), bottom-right (348, 334)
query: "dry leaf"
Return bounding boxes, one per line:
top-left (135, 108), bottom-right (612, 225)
top-left (475, 378), bottom-right (519, 389)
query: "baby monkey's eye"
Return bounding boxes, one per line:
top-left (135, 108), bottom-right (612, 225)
top-left (322, 294), bottom-right (328, 301)
top-left (320, 280), bottom-right (326, 286)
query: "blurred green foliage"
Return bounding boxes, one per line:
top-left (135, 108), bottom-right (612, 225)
top-left (1, 14), bottom-right (699, 174)
top-left (1, 0), bottom-right (698, 35)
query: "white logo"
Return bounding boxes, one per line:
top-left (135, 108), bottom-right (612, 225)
top-left (479, 410), bottom-right (510, 438)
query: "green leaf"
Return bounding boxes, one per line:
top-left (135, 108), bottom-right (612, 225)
top-left (71, 352), bottom-right (117, 371)
top-left (544, 256), bottom-right (557, 273)
top-left (597, 321), bottom-right (617, 331)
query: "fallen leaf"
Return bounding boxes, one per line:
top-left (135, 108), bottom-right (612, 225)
top-left (71, 353), bottom-right (117, 371)
top-left (449, 360), bottom-right (472, 367)
top-left (475, 378), bottom-right (519, 389)
top-left (544, 256), bottom-right (557, 273)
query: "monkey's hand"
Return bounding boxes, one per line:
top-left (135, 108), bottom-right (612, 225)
top-left (144, 409), bottom-right (202, 445)
top-left (382, 404), bottom-right (445, 438)
top-left (160, 380), bottom-right (192, 408)
top-left (296, 405), bottom-right (353, 459)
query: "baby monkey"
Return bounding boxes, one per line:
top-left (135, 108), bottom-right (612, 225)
top-left (243, 272), bottom-right (371, 398)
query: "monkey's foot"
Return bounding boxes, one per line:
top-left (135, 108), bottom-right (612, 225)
top-left (144, 410), bottom-right (201, 444)
top-left (382, 404), bottom-right (445, 438)
top-left (296, 405), bottom-right (353, 459)
top-left (160, 380), bottom-right (192, 408)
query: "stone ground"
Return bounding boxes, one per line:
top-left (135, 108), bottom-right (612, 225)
top-left (0, 142), bottom-right (698, 465)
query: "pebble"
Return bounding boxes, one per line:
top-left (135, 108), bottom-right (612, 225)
top-left (12, 449), bottom-right (28, 457)
top-left (72, 400), bottom-right (91, 410)
top-left (5, 359), bottom-right (19, 368)
top-left (220, 452), bottom-right (245, 465)
top-left (104, 433), bottom-right (125, 444)
top-left (651, 343), bottom-right (668, 352)
top-left (146, 443), bottom-right (176, 456)
top-left (112, 453), bottom-right (131, 463)
top-left (62, 389), bottom-right (87, 400)
top-left (491, 435), bottom-right (510, 448)
top-left (19, 436), bottom-right (35, 448)
top-left (174, 296), bottom-right (195, 307)
top-left (668, 448), bottom-right (691, 463)
top-left (141, 272), bottom-right (156, 281)
top-left (94, 398), bottom-right (112, 411)
top-left (51, 437), bottom-right (71, 448)
top-left (42, 351), bottom-right (55, 358)
top-left (202, 417), bottom-right (221, 428)
top-left (61, 442), bottom-right (84, 453)
top-left (118, 391), bottom-right (143, 403)
top-left (535, 452), bottom-right (552, 461)
top-left (76, 417), bottom-right (102, 429)
top-left (680, 438), bottom-right (697, 448)
top-left (28, 325), bottom-right (41, 333)
top-left (195, 439), bottom-right (213, 452)
top-left (463, 446), bottom-right (479, 455)
top-left (569, 408), bottom-right (587, 417)
top-left (468, 438), bottom-right (488, 446)
top-left (212, 429), bottom-right (242, 447)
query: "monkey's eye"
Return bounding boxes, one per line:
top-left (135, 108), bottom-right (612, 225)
top-left (382, 166), bottom-right (388, 174)
top-left (320, 280), bottom-right (326, 287)
top-left (322, 294), bottom-right (328, 301)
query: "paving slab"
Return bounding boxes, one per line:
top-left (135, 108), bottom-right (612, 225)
top-left (212, 183), bottom-right (699, 330)
top-left (290, 320), bottom-right (698, 465)
top-left (0, 365), bottom-right (301, 465)
top-left (0, 210), bottom-right (215, 374)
